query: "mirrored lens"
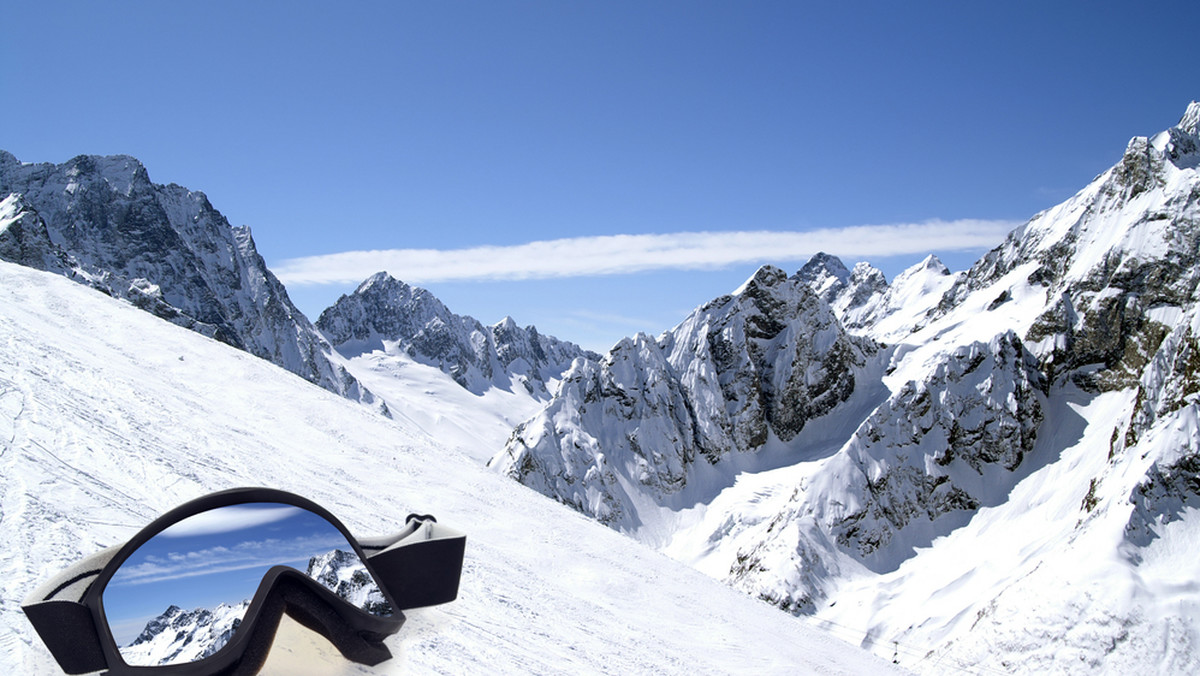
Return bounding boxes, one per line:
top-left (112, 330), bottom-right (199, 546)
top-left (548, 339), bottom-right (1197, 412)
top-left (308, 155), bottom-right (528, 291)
top-left (102, 502), bottom-right (392, 667)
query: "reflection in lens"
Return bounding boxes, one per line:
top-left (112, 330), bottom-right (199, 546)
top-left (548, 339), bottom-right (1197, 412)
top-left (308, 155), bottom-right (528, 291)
top-left (103, 503), bottom-right (392, 667)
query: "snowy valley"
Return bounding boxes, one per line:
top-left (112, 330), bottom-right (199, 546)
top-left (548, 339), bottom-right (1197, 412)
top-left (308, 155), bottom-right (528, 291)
top-left (2, 102), bottom-right (1200, 674)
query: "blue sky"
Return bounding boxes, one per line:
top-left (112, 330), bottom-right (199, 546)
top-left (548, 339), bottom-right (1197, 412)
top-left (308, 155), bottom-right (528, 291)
top-left (3, 1), bottom-right (1198, 352)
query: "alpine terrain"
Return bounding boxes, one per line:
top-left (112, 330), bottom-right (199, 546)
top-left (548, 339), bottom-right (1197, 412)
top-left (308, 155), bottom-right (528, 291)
top-left (318, 271), bottom-right (597, 397)
top-left (0, 151), bottom-right (379, 409)
top-left (490, 102), bottom-right (1200, 673)
top-left (0, 260), bottom-right (900, 674)
top-left (314, 271), bottom-right (598, 460)
top-left (4, 102), bottom-right (1199, 674)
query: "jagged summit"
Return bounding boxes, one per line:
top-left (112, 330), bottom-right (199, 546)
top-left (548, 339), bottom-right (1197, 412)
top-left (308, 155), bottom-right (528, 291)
top-left (67, 153), bottom-right (150, 197)
top-left (1176, 100), bottom-right (1200, 137)
top-left (793, 253), bottom-right (889, 333)
top-left (317, 271), bottom-right (595, 397)
top-left (492, 262), bottom-right (876, 529)
top-left (912, 253), bottom-right (949, 274)
top-left (795, 253), bottom-right (851, 304)
top-left (1150, 100), bottom-right (1200, 170)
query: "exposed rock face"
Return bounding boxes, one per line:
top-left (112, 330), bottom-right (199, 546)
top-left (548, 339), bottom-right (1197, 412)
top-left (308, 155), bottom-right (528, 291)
top-left (728, 331), bottom-right (1046, 610)
top-left (932, 105), bottom-right (1200, 391)
top-left (796, 253), bottom-right (889, 331)
top-left (0, 151), bottom-right (376, 406)
top-left (491, 265), bottom-right (876, 529)
top-left (0, 194), bottom-right (75, 274)
top-left (317, 271), bottom-right (596, 396)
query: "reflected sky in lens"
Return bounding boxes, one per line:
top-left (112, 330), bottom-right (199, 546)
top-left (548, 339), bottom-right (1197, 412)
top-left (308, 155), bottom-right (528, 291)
top-left (103, 503), bottom-right (352, 646)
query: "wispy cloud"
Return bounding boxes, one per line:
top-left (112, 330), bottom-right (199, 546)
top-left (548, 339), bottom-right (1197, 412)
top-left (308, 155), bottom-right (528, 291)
top-left (108, 533), bottom-right (348, 587)
top-left (272, 220), bottom-right (1018, 286)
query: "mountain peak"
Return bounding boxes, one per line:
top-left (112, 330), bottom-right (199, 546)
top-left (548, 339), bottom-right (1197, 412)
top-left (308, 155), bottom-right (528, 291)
top-left (916, 253), bottom-right (949, 274)
top-left (355, 270), bottom-right (403, 294)
top-left (796, 252), bottom-right (851, 285)
top-left (1178, 101), bottom-right (1200, 137)
top-left (1148, 102), bottom-right (1200, 170)
top-left (319, 272), bottom-right (595, 396)
top-left (64, 154), bottom-right (151, 197)
top-left (0, 149), bottom-right (378, 405)
top-left (729, 264), bottom-right (790, 299)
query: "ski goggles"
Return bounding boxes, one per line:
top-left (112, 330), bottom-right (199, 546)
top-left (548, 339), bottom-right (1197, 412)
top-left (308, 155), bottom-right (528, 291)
top-left (23, 488), bottom-right (465, 675)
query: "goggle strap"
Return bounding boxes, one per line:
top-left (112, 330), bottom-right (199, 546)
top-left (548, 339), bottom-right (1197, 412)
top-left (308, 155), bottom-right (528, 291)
top-left (23, 544), bottom-right (121, 605)
top-left (22, 601), bottom-right (108, 675)
top-left (366, 522), bottom-right (466, 610)
top-left (22, 546), bottom-right (122, 675)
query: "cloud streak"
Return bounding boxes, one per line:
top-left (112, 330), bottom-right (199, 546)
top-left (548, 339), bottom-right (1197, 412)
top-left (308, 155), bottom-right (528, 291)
top-left (273, 219), bottom-right (1018, 286)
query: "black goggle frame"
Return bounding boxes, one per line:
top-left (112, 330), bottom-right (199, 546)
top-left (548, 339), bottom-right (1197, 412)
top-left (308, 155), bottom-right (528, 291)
top-left (23, 487), bottom-right (465, 676)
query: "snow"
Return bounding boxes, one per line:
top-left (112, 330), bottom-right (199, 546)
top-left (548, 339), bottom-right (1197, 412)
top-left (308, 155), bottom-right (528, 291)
top-left (332, 343), bottom-right (547, 464)
top-left (0, 260), bottom-right (901, 675)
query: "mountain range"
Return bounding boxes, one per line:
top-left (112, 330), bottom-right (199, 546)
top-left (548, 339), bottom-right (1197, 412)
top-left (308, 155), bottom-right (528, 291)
top-left (0, 257), bottom-right (895, 674)
top-left (490, 101), bottom-right (1200, 672)
top-left (3, 102), bottom-right (1199, 673)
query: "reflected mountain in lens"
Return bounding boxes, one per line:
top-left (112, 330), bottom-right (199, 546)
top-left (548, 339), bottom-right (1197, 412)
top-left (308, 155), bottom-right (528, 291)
top-left (307, 549), bottom-right (393, 617)
top-left (121, 549), bottom-right (391, 666)
top-left (121, 600), bottom-right (249, 666)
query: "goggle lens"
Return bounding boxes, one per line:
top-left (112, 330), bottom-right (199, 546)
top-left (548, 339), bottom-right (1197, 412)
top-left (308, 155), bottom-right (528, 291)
top-left (101, 502), bottom-right (392, 667)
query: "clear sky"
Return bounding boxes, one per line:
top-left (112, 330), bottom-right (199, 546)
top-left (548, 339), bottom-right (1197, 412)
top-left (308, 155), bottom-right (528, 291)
top-left (3, 1), bottom-right (1198, 352)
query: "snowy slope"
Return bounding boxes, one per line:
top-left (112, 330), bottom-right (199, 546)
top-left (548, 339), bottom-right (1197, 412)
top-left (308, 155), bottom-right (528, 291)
top-left (0, 261), bottom-right (900, 675)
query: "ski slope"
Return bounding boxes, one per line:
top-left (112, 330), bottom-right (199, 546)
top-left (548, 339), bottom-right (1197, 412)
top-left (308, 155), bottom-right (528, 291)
top-left (0, 260), bottom-right (902, 675)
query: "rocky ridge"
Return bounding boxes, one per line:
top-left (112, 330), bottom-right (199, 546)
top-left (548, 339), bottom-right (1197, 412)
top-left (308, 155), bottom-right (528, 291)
top-left (316, 271), bottom-right (597, 397)
top-left (490, 265), bottom-right (877, 528)
top-left (0, 151), bottom-right (377, 407)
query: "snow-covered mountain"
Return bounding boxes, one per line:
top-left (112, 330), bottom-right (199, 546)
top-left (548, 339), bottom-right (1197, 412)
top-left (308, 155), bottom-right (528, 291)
top-left (796, 253), bottom-right (889, 332)
top-left (490, 102), bottom-right (1200, 673)
top-left (6, 101), bottom-right (1198, 673)
top-left (0, 151), bottom-right (378, 408)
top-left (120, 601), bottom-right (250, 667)
top-left (0, 260), bottom-right (898, 674)
top-left (491, 265), bottom-right (878, 530)
top-left (317, 271), bottom-right (596, 397)
top-left (797, 252), bottom-right (960, 343)
top-left (306, 548), bottom-right (393, 617)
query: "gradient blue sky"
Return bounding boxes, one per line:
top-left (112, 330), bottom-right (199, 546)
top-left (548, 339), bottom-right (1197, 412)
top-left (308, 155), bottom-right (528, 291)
top-left (3, 2), bottom-right (1197, 351)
